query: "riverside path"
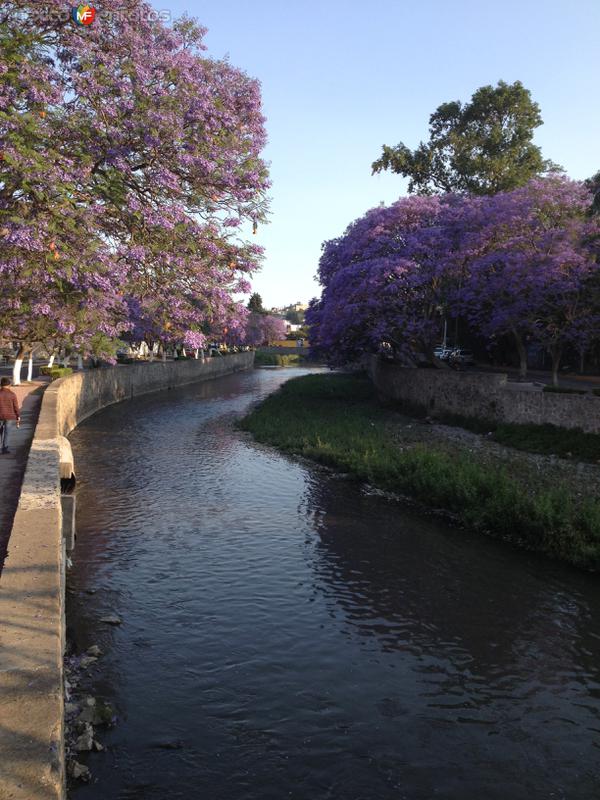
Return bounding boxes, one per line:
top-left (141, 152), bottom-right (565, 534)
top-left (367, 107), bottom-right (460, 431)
top-left (0, 378), bottom-right (48, 569)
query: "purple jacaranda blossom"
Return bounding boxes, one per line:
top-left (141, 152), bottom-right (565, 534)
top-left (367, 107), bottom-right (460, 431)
top-left (1, 0), bottom-right (270, 362)
top-left (308, 178), bottom-right (600, 377)
top-left (242, 313), bottom-right (287, 347)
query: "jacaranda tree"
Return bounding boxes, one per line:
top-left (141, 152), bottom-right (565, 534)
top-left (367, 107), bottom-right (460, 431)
top-left (307, 196), bottom-right (445, 366)
top-left (308, 178), bottom-right (600, 380)
top-left (243, 312), bottom-right (286, 346)
top-left (463, 178), bottom-right (600, 383)
top-left (0, 0), bottom-right (270, 381)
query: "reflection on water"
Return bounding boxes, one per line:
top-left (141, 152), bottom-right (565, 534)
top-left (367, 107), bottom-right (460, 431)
top-left (67, 367), bottom-right (600, 800)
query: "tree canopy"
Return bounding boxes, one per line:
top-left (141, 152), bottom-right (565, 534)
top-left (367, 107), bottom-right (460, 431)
top-left (307, 177), bottom-right (600, 383)
top-left (372, 81), bottom-right (557, 196)
top-left (247, 293), bottom-right (266, 314)
top-left (285, 309), bottom-right (303, 325)
top-left (1, 0), bottom-right (270, 376)
top-left (586, 171), bottom-right (600, 214)
top-left (243, 312), bottom-right (286, 346)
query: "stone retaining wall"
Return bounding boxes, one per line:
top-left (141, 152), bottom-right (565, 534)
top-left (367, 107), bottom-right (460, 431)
top-left (369, 357), bottom-right (600, 434)
top-left (0, 352), bottom-right (254, 800)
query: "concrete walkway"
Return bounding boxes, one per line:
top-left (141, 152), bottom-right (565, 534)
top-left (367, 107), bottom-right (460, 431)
top-left (0, 379), bottom-right (49, 570)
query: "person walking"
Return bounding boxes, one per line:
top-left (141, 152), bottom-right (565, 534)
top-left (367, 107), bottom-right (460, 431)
top-left (0, 377), bottom-right (21, 454)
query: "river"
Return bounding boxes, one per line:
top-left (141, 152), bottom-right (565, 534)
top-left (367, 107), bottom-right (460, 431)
top-left (66, 366), bottom-right (600, 799)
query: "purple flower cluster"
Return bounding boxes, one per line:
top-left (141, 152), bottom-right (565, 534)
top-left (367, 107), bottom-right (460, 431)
top-left (307, 178), bottom-right (600, 375)
top-left (243, 313), bottom-right (287, 347)
top-left (0, 0), bottom-right (270, 358)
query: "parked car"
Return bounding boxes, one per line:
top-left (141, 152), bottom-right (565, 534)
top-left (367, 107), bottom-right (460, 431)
top-left (433, 346), bottom-right (453, 361)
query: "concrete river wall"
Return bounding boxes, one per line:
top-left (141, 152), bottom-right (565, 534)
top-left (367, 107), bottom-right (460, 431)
top-left (369, 356), bottom-right (600, 433)
top-left (0, 352), bottom-right (254, 800)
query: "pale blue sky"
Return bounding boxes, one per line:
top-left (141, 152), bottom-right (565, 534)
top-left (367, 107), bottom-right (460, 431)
top-left (167, 0), bottom-right (600, 308)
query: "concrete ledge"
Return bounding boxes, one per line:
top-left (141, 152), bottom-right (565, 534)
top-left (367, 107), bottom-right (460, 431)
top-left (0, 467), bottom-right (64, 799)
top-left (0, 352), bottom-right (254, 799)
top-left (57, 438), bottom-right (74, 482)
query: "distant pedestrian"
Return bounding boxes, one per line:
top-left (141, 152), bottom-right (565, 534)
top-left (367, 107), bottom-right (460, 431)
top-left (0, 377), bottom-right (21, 454)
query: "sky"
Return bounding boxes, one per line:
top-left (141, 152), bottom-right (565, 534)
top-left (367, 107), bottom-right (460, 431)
top-left (166, 0), bottom-right (600, 309)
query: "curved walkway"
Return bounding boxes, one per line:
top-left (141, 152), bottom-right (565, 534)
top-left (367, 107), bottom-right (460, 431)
top-left (0, 379), bottom-right (48, 571)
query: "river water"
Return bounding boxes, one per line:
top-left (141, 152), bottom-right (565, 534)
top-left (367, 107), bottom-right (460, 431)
top-left (67, 367), bottom-right (600, 800)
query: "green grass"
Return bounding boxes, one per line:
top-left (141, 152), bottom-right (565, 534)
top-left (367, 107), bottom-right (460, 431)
top-left (240, 373), bottom-right (600, 570)
top-left (427, 413), bottom-right (600, 463)
top-left (254, 351), bottom-right (306, 366)
top-left (39, 366), bottom-right (73, 380)
top-left (493, 422), bottom-right (600, 462)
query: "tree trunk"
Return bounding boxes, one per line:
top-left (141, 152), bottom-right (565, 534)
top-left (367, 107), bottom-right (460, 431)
top-left (77, 353), bottom-right (83, 371)
top-left (579, 349), bottom-right (585, 374)
top-left (62, 351), bottom-right (70, 368)
top-left (551, 345), bottom-right (563, 388)
top-left (200, 349), bottom-right (205, 363)
top-left (12, 345), bottom-right (25, 386)
top-left (512, 330), bottom-right (527, 379)
top-left (26, 350), bottom-right (33, 382)
top-left (194, 349), bottom-right (199, 360)
top-left (48, 353), bottom-right (55, 367)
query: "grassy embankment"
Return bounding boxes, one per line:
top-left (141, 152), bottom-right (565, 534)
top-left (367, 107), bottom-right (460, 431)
top-left (240, 373), bottom-right (600, 570)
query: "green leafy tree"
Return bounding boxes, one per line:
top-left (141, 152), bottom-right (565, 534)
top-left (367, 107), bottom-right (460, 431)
top-left (285, 325), bottom-right (309, 340)
top-left (247, 292), bottom-right (265, 314)
top-left (372, 81), bottom-right (558, 195)
top-left (285, 309), bottom-right (303, 325)
top-left (585, 171), bottom-right (600, 214)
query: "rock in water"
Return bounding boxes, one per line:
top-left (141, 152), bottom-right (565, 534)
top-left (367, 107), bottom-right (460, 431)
top-left (87, 645), bottom-right (103, 657)
top-left (74, 723), bottom-right (94, 752)
top-left (151, 739), bottom-right (185, 750)
top-left (77, 707), bottom-right (96, 724)
top-left (99, 614), bottom-right (122, 625)
top-left (69, 760), bottom-right (91, 782)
